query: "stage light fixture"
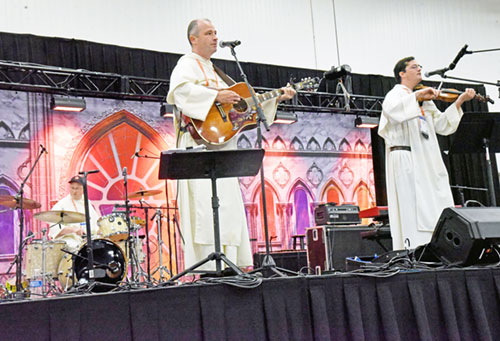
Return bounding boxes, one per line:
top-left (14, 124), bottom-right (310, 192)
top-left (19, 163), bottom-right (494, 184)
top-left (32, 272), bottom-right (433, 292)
top-left (160, 103), bottom-right (175, 118)
top-left (50, 96), bottom-right (86, 112)
top-left (274, 111), bottom-right (298, 124)
top-left (324, 64), bottom-right (351, 80)
top-left (355, 116), bottom-right (379, 128)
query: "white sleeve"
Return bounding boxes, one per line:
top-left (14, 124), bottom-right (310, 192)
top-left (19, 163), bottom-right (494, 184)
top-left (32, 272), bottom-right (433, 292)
top-left (382, 90), bottom-right (421, 124)
top-left (426, 100), bottom-right (464, 136)
top-left (167, 58), bottom-right (218, 121)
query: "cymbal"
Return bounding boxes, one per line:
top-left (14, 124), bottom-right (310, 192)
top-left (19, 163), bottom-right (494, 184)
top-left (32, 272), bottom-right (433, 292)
top-left (0, 195), bottom-right (41, 210)
top-left (128, 189), bottom-right (162, 199)
top-left (34, 210), bottom-right (86, 224)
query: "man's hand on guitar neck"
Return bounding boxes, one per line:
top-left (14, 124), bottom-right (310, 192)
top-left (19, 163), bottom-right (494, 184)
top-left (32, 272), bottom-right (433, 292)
top-left (277, 84), bottom-right (297, 103)
top-left (216, 89), bottom-right (241, 104)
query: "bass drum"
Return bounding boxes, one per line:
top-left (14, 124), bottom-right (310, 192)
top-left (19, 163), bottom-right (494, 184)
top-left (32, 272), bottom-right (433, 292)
top-left (73, 239), bottom-right (127, 292)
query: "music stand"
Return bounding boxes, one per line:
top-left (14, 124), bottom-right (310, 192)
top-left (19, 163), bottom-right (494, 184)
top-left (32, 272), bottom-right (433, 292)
top-left (449, 113), bottom-right (500, 206)
top-left (159, 148), bottom-right (265, 281)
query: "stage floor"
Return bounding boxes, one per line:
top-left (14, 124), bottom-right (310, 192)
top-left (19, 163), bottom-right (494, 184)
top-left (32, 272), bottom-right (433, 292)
top-left (1, 267), bottom-right (500, 340)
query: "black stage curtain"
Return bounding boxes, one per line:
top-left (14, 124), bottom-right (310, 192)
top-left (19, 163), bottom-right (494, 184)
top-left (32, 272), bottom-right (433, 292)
top-left (0, 31), bottom-right (496, 206)
top-left (1, 268), bottom-right (500, 340)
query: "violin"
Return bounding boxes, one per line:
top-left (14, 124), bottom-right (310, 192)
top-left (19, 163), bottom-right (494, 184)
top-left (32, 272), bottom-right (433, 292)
top-left (414, 84), bottom-right (493, 104)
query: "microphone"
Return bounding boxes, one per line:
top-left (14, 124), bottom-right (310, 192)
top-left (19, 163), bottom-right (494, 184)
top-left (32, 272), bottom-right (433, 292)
top-left (424, 67), bottom-right (449, 78)
top-left (324, 65), bottom-right (351, 80)
top-left (425, 44), bottom-right (469, 77)
top-left (23, 231), bottom-right (35, 243)
top-left (449, 44), bottom-right (469, 70)
top-left (219, 40), bottom-right (241, 48)
top-left (40, 144), bottom-right (48, 154)
top-left (151, 209), bottom-right (162, 221)
top-left (131, 148), bottom-right (143, 159)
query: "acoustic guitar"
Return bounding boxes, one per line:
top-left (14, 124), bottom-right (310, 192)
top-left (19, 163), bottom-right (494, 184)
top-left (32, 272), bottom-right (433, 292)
top-left (185, 77), bottom-right (320, 145)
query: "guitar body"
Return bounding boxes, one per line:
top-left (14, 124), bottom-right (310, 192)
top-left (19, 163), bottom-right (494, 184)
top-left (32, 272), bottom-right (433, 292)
top-left (188, 82), bottom-right (259, 145)
top-left (185, 77), bottom-right (319, 146)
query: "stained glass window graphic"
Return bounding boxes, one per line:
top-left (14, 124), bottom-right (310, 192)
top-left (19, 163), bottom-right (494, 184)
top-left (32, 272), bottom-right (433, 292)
top-left (68, 111), bottom-right (177, 277)
top-left (293, 188), bottom-right (310, 235)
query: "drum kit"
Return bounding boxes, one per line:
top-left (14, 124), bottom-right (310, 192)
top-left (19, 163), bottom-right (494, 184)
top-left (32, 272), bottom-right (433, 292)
top-left (23, 209), bottom-right (131, 295)
top-left (2, 188), bottom-right (172, 297)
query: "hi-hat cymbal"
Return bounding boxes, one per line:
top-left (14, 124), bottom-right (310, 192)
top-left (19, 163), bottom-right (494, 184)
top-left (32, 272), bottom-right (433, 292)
top-left (0, 195), bottom-right (41, 210)
top-left (34, 210), bottom-right (86, 224)
top-left (128, 189), bottom-right (162, 199)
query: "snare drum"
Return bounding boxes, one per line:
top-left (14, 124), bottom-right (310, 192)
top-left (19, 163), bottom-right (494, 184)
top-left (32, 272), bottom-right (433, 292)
top-left (25, 240), bottom-right (66, 279)
top-left (98, 213), bottom-right (128, 242)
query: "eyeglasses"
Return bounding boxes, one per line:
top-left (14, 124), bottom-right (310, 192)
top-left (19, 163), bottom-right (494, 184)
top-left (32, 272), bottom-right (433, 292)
top-left (408, 64), bottom-right (422, 70)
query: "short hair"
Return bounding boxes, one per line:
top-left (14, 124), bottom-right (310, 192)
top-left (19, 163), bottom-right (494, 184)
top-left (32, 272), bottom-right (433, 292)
top-left (187, 18), bottom-right (211, 46)
top-left (393, 56), bottom-right (415, 83)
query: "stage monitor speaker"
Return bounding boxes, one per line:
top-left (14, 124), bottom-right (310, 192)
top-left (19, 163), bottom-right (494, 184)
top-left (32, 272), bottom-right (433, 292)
top-left (253, 251), bottom-right (307, 272)
top-left (428, 207), bottom-right (500, 266)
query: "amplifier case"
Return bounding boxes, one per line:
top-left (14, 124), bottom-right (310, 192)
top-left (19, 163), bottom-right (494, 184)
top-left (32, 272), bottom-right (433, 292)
top-left (314, 203), bottom-right (361, 226)
top-left (306, 225), bottom-right (392, 273)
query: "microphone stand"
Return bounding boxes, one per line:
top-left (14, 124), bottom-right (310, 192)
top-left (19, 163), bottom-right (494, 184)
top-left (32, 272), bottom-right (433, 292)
top-left (164, 181), bottom-right (173, 278)
top-left (78, 170), bottom-right (105, 290)
top-left (450, 184), bottom-right (488, 206)
top-left (134, 150), bottom-right (181, 280)
top-left (427, 45), bottom-right (500, 101)
top-left (139, 199), bottom-right (152, 282)
top-left (228, 45), bottom-right (296, 277)
top-left (14, 145), bottom-right (46, 298)
top-left (122, 167), bottom-right (136, 282)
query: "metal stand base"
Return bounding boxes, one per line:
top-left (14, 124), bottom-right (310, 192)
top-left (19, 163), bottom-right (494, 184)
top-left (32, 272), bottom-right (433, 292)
top-left (166, 251), bottom-right (243, 284)
top-left (249, 255), bottom-right (298, 277)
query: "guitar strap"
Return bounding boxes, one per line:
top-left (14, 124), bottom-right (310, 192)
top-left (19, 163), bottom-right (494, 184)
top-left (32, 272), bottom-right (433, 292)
top-left (213, 65), bottom-right (236, 87)
top-left (178, 64), bottom-right (236, 144)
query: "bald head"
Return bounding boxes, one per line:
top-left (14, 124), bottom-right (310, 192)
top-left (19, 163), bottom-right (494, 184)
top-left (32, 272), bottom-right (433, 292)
top-left (187, 18), bottom-right (212, 46)
top-left (186, 19), bottom-right (218, 59)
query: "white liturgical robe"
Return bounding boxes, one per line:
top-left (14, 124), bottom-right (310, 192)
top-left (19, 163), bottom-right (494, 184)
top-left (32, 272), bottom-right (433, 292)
top-left (167, 52), bottom-right (279, 270)
top-left (378, 84), bottom-right (463, 250)
top-left (49, 195), bottom-right (100, 251)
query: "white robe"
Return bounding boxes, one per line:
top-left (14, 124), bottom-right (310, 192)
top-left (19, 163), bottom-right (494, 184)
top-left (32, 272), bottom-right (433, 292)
top-left (167, 52), bottom-right (279, 270)
top-left (49, 195), bottom-right (100, 251)
top-left (378, 84), bottom-right (463, 250)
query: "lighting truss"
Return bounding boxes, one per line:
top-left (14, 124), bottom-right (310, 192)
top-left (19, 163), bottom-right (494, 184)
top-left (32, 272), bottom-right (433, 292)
top-left (268, 88), bottom-right (384, 115)
top-left (0, 60), bottom-right (169, 101)
top-left (0, 60), bottom-right (384, 115)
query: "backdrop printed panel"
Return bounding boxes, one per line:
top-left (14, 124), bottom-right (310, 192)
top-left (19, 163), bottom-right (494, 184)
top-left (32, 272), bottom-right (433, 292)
top-left (0, 89), bottom-right (374, 276)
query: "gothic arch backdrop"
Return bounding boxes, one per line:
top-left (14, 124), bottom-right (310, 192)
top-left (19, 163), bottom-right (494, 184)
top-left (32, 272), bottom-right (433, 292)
top-left (65, 110), bottom-right (178, 277)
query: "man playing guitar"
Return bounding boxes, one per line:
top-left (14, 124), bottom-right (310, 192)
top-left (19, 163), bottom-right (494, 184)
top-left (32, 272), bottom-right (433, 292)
top-left (167, 18), bottom-right (296, 272)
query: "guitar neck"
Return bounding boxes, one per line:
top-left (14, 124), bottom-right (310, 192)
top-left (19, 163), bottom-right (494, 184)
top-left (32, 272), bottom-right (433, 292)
top-left (254, 89), bottom-right (284, 105)
top-left (248, 81), bottom-right (307, 107)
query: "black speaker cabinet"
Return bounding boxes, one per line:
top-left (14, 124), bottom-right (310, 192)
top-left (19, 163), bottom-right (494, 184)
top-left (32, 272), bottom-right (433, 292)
top-left (428, 207), bottom-right (500, 266)
top-left (253, 251), bottom-right (307, 272)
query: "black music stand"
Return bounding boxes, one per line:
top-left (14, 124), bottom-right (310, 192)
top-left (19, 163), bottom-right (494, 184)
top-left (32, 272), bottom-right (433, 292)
top-left (449, 113), bottom-right (500, 206)
top-left (159, 148), bottom-right (265, 281)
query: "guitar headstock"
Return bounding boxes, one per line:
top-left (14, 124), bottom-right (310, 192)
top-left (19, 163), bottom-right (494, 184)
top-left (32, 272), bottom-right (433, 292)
top-left (292, 77), bottom-right (321, 92)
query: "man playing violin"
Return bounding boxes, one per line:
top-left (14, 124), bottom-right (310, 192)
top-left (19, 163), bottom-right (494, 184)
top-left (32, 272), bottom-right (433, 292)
top-left (378, 56), bottom-right (475, 250)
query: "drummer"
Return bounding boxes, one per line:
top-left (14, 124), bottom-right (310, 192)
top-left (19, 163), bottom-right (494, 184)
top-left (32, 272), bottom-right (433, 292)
top-left (49, 175), bottom-right (100, 251)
